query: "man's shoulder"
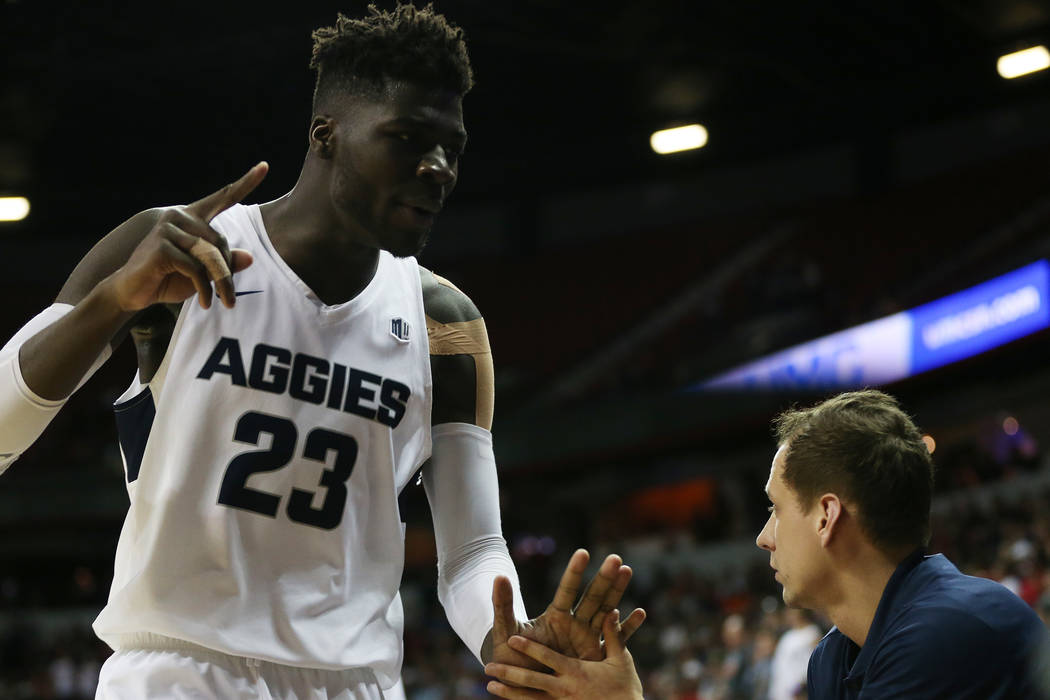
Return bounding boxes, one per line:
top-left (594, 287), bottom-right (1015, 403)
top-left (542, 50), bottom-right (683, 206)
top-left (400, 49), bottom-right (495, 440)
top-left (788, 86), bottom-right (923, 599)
top-left (899, 555), bottom-right (1042, 637)
top-left (866, 578), bottom-right (1050, 698)
top-left (418, 267), bottom-right (481, 324)
top-left (871, 559), bottom-right (1047, 672)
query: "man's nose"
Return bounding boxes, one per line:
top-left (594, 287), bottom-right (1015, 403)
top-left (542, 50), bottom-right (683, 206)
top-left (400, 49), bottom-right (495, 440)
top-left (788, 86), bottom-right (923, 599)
top-left (756, 516), bottom-right (774, 552)
top-left (417, 146), bottom-right (455, 186)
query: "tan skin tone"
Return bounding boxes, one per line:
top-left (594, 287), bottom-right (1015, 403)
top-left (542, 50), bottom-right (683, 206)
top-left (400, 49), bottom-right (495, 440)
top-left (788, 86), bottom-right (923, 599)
top-left (13, 79), bottom-right (644, 668)
top-left (756, 443), bottom-right (902, 647)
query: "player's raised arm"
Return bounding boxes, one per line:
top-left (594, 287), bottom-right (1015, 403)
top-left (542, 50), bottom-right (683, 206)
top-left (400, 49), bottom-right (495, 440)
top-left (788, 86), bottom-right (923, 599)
top-left (0, 162), bottom-right (266, 472)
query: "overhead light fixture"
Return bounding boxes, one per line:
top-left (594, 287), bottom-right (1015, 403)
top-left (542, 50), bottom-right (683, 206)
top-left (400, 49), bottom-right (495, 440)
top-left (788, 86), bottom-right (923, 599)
top-left (997, 45), bottom-right (1050, 79)
top-left (0, 197), bottom-right (30, 222)
top-left (650, 124), bottom-right (708, 155)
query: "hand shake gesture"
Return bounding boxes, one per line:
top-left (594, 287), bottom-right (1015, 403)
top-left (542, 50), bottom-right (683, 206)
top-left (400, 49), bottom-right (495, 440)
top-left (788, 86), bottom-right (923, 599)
top-left (485, 549), bottom-right (646, 692)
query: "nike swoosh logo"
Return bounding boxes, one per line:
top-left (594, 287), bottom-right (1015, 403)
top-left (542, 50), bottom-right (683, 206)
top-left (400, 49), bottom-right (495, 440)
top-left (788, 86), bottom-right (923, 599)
top-left (235, 290), bottom-right (264, 297)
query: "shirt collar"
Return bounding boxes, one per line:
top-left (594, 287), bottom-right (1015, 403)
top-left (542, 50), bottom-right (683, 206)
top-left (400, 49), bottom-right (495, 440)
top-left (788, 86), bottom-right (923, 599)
top-left (843, 547), bottom-right (927, 683)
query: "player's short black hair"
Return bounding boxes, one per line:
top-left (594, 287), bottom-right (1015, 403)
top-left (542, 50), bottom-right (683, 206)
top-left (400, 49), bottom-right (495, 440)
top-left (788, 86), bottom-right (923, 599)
top-left (309, 3), bottom-right (474, 110)
top-left (773, 390), bottom-right (934, 554)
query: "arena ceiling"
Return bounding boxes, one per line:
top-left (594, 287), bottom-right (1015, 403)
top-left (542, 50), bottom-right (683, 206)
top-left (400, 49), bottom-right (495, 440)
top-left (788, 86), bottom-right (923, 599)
top-left (2, 0), bottom-right (1049, 244)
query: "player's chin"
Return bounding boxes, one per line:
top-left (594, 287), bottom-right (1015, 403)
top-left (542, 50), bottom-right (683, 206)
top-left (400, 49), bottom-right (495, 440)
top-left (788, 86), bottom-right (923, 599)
top-left (385, 228), bottom-right (430, 258)
top-left (384, 206), bottom-right (435, 257)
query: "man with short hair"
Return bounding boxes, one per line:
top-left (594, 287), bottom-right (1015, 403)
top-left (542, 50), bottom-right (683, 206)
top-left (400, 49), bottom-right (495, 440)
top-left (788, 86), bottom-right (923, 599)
top-left (0, 4), bottom-right (639, 697)
top-left (762, 390), bottom-right (1049, 698)
top-left (484, 390), bottom-right (1050, 699)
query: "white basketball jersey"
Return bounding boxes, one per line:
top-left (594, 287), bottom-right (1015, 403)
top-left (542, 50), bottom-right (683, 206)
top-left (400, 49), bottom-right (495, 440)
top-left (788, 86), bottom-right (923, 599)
top-left (94, 204), bottom-right (432, 686)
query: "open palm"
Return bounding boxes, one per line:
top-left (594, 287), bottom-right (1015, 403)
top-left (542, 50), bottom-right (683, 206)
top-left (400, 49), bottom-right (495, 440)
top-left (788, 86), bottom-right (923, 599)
top-left (489, 550), bottom-right (645, 671)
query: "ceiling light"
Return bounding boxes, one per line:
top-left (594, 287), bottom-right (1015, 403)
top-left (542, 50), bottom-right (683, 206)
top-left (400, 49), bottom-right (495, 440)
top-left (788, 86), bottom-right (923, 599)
top-left (0, 197), bottom-right (30, 222)
top-left (650, 124), bottom-right (708, 155)
top-left (997, 45), bottom-right (1050, 79)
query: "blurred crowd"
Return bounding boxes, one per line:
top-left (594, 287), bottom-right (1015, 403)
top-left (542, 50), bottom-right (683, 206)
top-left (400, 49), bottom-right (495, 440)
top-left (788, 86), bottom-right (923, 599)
top-left (3, 445), bottom-right (1050, 699)
top-left (395, 476), bottom-right (1050, 700)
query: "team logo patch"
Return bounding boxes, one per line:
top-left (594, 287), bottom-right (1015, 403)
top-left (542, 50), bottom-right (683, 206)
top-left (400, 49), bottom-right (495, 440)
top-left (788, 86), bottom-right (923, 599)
top-left (390, 318), bottom-right (411, 342)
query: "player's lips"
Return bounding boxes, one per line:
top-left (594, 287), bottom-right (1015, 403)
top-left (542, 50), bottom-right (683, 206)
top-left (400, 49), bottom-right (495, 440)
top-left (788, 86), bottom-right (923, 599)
top-left (402, 199), bottom-right (442, 215)
top-left (395, 203), bottom-right (438, 231)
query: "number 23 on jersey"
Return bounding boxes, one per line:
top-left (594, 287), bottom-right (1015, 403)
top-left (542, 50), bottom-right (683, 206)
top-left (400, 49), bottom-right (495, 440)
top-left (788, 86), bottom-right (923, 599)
top-left (217, 411), bottom-right (357, 530)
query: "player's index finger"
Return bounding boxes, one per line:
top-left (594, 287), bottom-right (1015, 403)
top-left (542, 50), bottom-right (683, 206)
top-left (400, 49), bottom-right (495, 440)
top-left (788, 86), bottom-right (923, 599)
top-left (189, 161), bottom-right (269, 222)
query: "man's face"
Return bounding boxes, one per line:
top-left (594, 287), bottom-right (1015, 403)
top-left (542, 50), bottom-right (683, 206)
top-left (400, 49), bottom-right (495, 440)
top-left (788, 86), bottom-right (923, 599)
top-left (755, 444), bottom-right (826, 609)
top-left (328, 80), bottom-right (466, 257)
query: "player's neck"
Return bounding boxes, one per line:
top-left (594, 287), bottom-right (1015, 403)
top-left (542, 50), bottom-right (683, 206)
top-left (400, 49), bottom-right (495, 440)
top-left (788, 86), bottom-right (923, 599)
top-left (259, 184), bottom-right (379, 306)
top-left (821, 549), bottom-right (900, 648)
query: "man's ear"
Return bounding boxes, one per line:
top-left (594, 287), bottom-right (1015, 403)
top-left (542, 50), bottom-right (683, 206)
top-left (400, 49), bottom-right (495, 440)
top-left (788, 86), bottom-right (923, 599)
top-left (310, 116), bottom-right (335, 158)
top-left (816, 493), bottom-right (843, 548)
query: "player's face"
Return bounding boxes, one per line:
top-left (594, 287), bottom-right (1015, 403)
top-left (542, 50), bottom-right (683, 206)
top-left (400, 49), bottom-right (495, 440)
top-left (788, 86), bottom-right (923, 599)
top-left (329, 81), bottom-right (466, 258)
top-left (756, 444), bottom-right (826, 609)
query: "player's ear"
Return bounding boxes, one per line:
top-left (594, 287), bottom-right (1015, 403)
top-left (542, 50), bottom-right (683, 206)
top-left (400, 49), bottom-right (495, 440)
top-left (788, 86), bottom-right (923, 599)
top-left (816, 493), bottom-right (843, 548)
top-left (309, 116), bottom-right (335, 158)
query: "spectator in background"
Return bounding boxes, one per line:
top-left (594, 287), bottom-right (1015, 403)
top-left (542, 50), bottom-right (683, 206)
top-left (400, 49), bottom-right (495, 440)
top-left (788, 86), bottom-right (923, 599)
top-left (740, 627), bottom-right (775, 699)
top-left (768, 608), bottom-right (819, 700)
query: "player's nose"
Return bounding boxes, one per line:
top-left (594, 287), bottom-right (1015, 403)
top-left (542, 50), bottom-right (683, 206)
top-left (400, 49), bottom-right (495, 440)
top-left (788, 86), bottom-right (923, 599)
top-left (416, 147), bottom-right (455, 186)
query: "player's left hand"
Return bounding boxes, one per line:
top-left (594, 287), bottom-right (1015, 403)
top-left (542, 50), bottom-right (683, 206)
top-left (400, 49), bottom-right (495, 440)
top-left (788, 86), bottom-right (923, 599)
top-left (486, 549), bottom-right (646, 671)
top-left (485, 610), bottom-right (645, 700)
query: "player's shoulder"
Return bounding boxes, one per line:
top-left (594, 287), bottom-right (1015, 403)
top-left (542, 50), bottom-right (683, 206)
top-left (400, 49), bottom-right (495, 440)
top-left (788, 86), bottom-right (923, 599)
top-left (418, 266), bottom-right (481, 324)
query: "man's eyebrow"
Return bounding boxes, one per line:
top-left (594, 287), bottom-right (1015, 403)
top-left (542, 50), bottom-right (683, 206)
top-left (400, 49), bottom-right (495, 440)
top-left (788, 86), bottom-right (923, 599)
top-left (387, 116), bottom-right (468, 142)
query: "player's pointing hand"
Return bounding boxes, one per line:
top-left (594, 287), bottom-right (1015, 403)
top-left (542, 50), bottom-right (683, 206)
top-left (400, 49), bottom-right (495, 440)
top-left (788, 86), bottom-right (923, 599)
top-left (106, 162), bottom-right (268, 312)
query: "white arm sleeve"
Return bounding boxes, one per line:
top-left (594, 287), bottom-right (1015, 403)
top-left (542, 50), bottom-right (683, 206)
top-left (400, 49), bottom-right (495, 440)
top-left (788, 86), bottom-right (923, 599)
top-left (423, 422), bottom-right (528, 663)
top-left (0, 303), bottom-right (112, 473)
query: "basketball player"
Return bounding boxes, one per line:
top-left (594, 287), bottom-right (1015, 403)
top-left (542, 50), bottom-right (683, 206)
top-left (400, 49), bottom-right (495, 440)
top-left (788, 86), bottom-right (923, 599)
top-left (0, 4), bottom-right (641, 697)
top-left (484, 391), bottom-right (1050, 699)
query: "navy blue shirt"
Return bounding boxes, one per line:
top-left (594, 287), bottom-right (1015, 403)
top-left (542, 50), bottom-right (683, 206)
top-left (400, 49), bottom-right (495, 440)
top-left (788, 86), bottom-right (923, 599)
top-left (808, 549), bottom-right (1050, 699)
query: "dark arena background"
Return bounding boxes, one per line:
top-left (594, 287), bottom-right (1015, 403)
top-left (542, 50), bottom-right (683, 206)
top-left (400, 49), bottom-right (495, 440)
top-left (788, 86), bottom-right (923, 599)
top-left (3, 1), bottom-right (1050, 698)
